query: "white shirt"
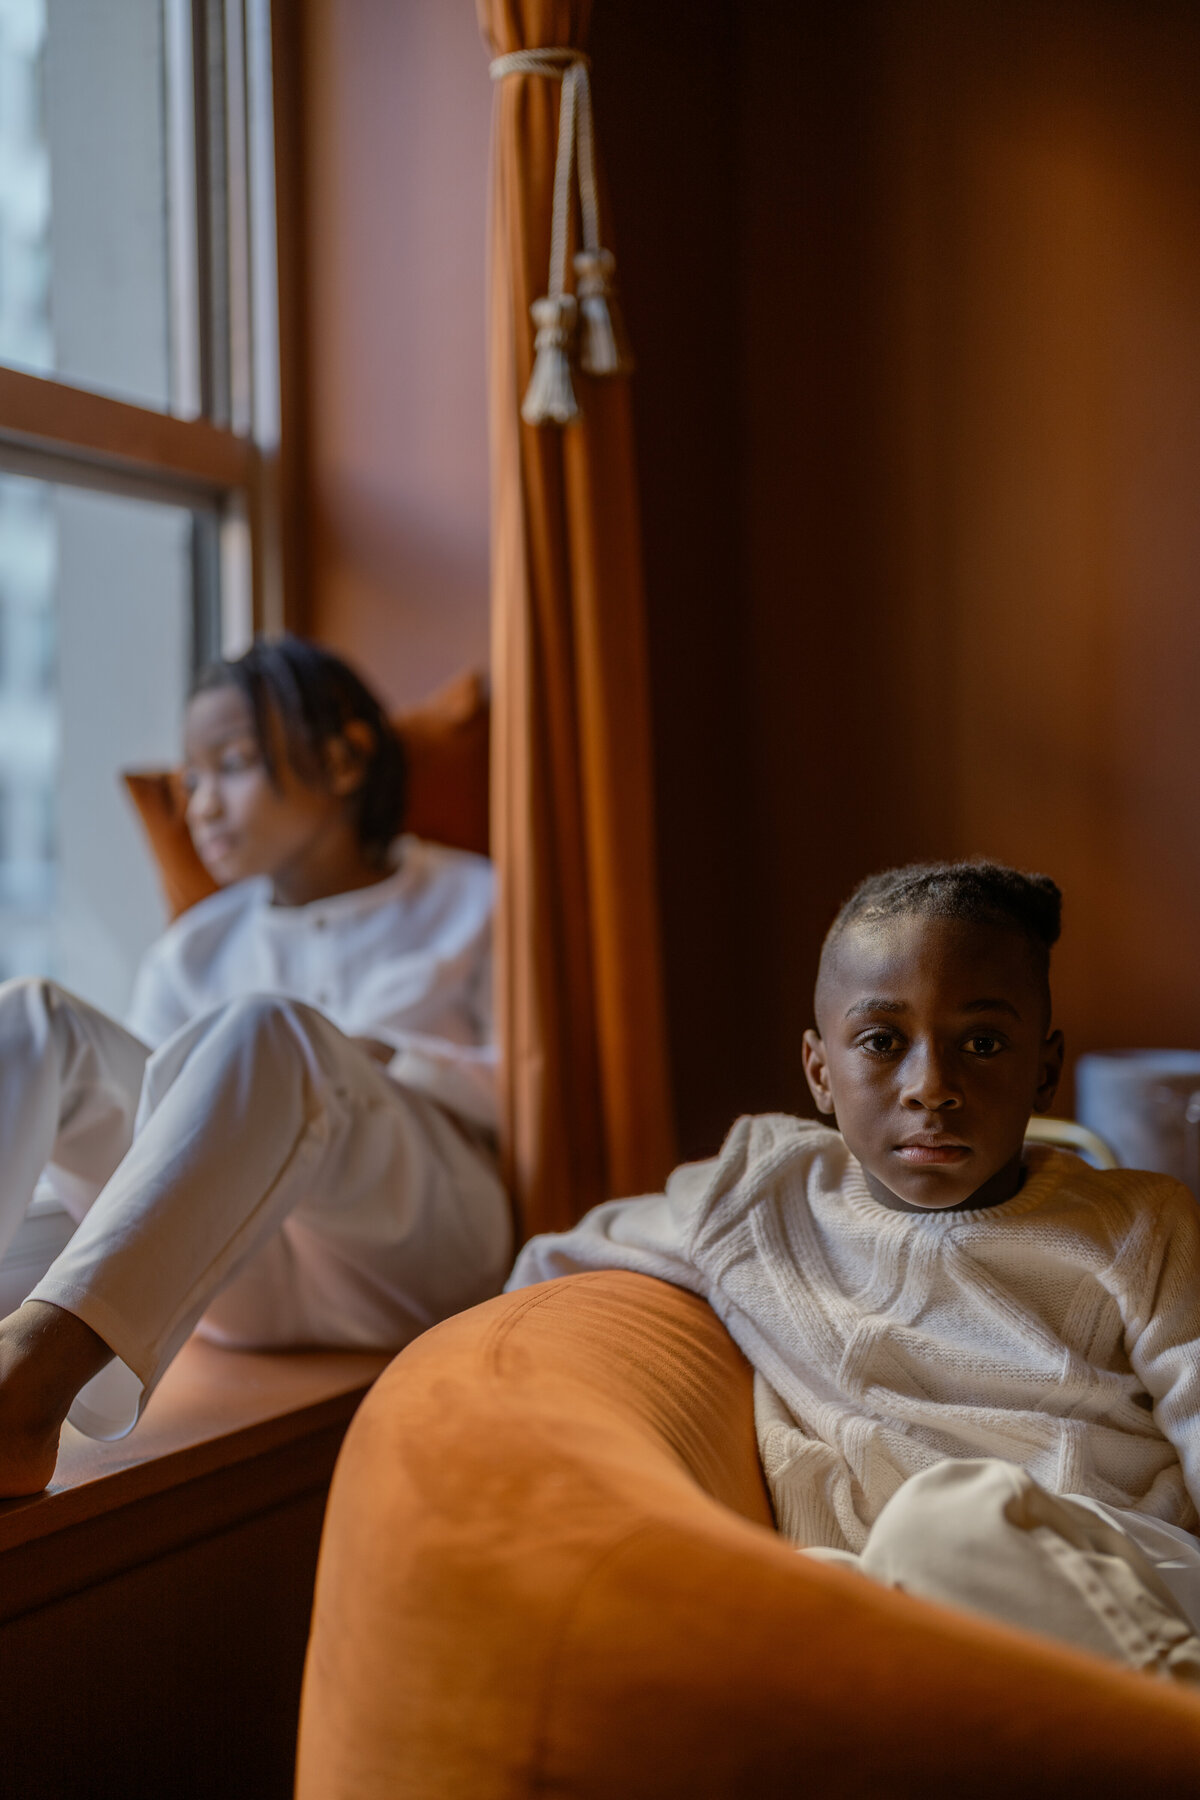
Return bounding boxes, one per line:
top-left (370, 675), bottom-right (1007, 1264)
top-left (509, 1115), bottom-right (1200, 1551)
top-left (126, 835), bottom-right (497, 1129)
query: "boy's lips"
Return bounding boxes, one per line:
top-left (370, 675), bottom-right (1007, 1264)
top-left (895, 1138), bottom-right (971, 1165)
top-left (195, 832), bottom-right (238, 863)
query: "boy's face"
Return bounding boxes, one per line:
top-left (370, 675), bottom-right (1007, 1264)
top-left (802, 913), bottom-right (1063, 1213)
top-left (183, 685), bottom-right (345, 893)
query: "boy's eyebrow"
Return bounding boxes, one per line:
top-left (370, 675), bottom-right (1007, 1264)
top-left (186, 728), bottom-right (259, 753)
top-left (844, 996), bottom-right (1023, 1021)
top-left (962, 997), bottom-right (1022, 1019)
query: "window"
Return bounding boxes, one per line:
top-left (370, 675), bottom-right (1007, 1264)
top-left (0, 0), bottom-right (289, 1293)
top-left (0, 0), bottom-right (285, 1014)
top-left (0, 471), bottom-right (199, 1009)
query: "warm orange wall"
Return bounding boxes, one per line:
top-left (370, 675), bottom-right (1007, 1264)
top-left (906, 0), bottom-right (1200, 1107)
top-left (298, 0), bottom-right (493, 708)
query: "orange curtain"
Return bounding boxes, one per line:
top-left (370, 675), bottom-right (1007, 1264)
top-left (477, 0), bottom-right (676, 1238)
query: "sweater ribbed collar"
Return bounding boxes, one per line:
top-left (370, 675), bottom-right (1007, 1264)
top-left (839, 1143), bottom-right (1075, 1229)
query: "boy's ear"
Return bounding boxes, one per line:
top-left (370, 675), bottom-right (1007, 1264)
top-left (325, 721), bottom-right (375, 797)
top-left (1032, 1027), bottom-right (1065, 1116)
top-left (802, 1028), bottom-right (837, 1116)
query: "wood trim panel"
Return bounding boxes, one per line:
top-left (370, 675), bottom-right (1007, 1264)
top-left (0, 1421), bottom-right (350, 1626)
top-left (0, 365), bottom-right (253, 496)
top-left (0, 1338), bottom-right (390, 1625)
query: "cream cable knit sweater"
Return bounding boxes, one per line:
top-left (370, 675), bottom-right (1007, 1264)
top-left (508, 1116), bottom-right (1200, 1551)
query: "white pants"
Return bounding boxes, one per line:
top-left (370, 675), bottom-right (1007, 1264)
top-left (805, 1458), bottom-right (1200, 1683)
top-left (0, 977), bottom-right (512, 1439)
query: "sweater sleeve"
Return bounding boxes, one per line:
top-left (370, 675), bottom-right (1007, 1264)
top-left (505, 1113), bottom-right (816, 1296)
top-left (380, 916), bottom-right (498, 1130)
top-left (505, 1153), bottom-right (723, 1296)
top-left (386, 1034), bottom-right (498, 1131)
top-left (1124, 1178), bottom-right (1200, 1511)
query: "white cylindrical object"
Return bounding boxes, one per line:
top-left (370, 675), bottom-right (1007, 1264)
top-left (1075, 1051), bottom-right (1200, 1197)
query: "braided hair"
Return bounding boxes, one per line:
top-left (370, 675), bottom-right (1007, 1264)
top-left (822, 859), bottom-right (1062, 1002)
top-left (193, 635), bottom-right (407, 862)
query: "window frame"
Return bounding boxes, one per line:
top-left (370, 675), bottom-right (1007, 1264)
top-left (0, 0), bottom-right (296, 649)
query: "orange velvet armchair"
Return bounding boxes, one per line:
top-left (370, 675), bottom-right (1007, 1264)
top-left (295, 1271), bottom-right (1200, 1798)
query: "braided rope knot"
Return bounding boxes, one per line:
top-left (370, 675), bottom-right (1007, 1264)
top-left (491, 47), bottom-right (633, 426)
top-left (489, 48), bottom-right (590, 80)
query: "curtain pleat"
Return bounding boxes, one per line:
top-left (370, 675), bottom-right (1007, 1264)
top-left (478, 0), bottom-right (676, 1237)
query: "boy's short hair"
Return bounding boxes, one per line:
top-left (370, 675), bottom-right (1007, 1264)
top-left (194, 634), bottom-right (407, 860)
top-left (822, 860), bottom-right (1062, 1005)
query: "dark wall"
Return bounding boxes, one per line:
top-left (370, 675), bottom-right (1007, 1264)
top-left (589, 5), bottom-right (770, 1154)
top-left (597, 0), bottom-right (1200, 1151)
top-left (593, 0), bottom-right (938, 1151)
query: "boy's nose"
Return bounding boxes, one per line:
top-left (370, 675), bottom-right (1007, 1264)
top-left (900, 1045), bottom-right (962, 1111)
top-left (186, 778), bottom-right (220, 823)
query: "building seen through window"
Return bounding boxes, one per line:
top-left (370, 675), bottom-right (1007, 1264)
top-left (0, 0), bottom-right (52, 378)
top-left (0, 0), bottom-right (275, 1023)
top-left (0, 475), bottom-right (55, 986)
top-left (0, 1), bottom-right (57, 992)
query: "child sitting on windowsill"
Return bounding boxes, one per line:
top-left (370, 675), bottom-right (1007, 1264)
top-left (508, 862), bottom-right (1200, 1683)
top-left (0, 634), bottom-right (511, 1496)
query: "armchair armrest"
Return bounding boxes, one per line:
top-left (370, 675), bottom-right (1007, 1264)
top-left (298, 1271), bottom-right (1200, 1799)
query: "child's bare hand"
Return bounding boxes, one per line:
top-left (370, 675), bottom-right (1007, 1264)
top-left (351, 1036), bottom-right (395, 1065)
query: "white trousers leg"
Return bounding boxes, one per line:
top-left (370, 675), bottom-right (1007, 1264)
top-left (21, 990), bottom-right (511, 1440)
top-left (0, 976), bottom-right (148, 1248)
top-left (804, 1458), bottom-right (1200, 1683)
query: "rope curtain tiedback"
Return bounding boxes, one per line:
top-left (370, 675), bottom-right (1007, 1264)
top-left (489, 47), bottom-right (632, 424)
top-left (478, 0), bottom-right (675, 1238)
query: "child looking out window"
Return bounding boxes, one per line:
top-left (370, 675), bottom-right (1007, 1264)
top-left (0, 636), bottom-right (511, 1495)
top-left (509, 862), bottom-right (1200, 1683)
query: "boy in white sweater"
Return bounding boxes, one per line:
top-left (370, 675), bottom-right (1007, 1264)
top-left (509, 862), bottom-right (1200, 1682)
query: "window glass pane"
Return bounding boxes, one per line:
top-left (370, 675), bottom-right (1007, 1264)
top-left (0, 470), bottom-right (195, 1017)
top-left (0, 0), bottom-right (194, 415)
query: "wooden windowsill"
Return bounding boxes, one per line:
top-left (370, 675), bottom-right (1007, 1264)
top-left (0, 1337), bottom-right (392, 1625)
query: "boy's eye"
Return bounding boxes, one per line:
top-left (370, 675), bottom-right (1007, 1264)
top-left (859, 1030), bottom-right (902, 1056)
top-left (218, 747), bottom-right (258, 775)
top-left (964, 1033), bottom-right (1005, 1057)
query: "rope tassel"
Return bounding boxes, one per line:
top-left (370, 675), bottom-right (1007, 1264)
top-left (491, 46), bottom-right (635, 425)
top-left (575, 248), bottom-right (633, 378)
top-left (522, 294), bottom-right (580, 426)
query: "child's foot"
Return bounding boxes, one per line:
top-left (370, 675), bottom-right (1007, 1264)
top-left (0, 1301), bottom-right (113, 1497)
